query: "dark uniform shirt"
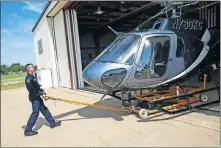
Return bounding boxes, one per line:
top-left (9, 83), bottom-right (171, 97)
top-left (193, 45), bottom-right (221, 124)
top-left (25, 73), bottom-right (44, 101)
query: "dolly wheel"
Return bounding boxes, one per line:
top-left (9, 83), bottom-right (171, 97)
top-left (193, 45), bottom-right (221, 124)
top-left (199, 94), bottom-right (208, 103)
top-left (138, 109), bottom-right (148, 119)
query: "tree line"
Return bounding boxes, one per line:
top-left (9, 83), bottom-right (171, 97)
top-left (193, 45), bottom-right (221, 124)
top-left (1, 63), bottom-right (37, 75)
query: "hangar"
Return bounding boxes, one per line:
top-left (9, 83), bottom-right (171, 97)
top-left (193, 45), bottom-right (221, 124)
top-left (32, 1), bottom-right (220, 91)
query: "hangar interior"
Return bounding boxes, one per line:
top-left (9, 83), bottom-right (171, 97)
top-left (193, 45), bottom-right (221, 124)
top-left (68, 1), bottom-right (220, 91)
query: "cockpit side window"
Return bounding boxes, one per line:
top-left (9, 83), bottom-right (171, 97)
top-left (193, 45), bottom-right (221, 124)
top-left (137, 40), bottom-right (153, 69)
top-left (176, 37), bottom-right (185, 57)
top-left (135, 36), bottom-right (171, 80)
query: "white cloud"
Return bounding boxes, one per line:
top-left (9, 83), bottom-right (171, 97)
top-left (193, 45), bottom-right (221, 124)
top-left (22, 1), bottom-right (46, 13)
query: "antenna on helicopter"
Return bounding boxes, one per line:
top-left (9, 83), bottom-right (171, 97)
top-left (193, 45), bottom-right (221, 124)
top-left (107, 26), bottom-right (122, 36)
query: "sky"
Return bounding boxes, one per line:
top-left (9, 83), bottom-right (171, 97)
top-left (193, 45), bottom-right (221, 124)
top-left (1, 1), bottom-right (47, 66)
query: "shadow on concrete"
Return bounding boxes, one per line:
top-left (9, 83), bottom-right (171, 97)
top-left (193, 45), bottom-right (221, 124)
top-left (21, 97), bottom-right (131, 131)
top-left (53, 97), bottom-right (132, 121)
top-left (136, 111), bottom-right (192, 122)
top-left (194, 106), bottom-right (220, 117)
top-left (21, 79), bottom-right (220, 131)
top-left (21, 117), bottom-right (50, 131)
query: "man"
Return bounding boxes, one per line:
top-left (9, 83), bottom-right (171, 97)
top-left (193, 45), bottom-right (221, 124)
top-left (24, 63), bottom-right (61, 136)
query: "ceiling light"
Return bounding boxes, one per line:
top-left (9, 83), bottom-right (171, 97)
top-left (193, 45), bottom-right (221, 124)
top-left (96, 6), bottom-right (104, 15)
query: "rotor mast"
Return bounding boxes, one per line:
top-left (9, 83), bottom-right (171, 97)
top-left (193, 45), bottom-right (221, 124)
top-left (135, 1), bottom-right (199, 30)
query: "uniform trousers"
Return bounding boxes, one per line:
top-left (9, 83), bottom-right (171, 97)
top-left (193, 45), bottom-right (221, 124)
top-left (25, 96), bottom-right (55, 133)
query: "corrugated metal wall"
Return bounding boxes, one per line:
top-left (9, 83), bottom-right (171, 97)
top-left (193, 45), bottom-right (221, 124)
top-left (64, 9), bottom-right (79, 89)
top-left (199, 1), bottom-right (220, 29)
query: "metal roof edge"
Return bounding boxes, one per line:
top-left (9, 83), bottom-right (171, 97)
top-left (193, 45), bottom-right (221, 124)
top-left (31, 1), bottom-right (52, 32)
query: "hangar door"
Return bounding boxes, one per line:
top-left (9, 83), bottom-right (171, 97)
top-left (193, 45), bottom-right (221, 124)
top-left (54, 10), bottom-right (71, 88)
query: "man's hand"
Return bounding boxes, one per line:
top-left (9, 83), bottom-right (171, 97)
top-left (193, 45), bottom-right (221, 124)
top-left (42, 93), bottom-right (46, 98)
top-left (41, 93), bottom-right (47, 100)
top-left (39, 88), bottom-right (46, 95)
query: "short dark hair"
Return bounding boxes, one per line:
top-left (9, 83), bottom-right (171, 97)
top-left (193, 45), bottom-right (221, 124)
top-left (25, 63), bottom-right (34, 71)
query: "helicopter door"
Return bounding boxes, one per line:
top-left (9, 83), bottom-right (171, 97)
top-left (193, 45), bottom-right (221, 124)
top-left (129, 34), bottom-right (175, 88)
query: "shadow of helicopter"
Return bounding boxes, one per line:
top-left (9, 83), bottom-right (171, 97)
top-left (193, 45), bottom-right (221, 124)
top-left (53, 97), bottom-right (132, 121)
top-left (21, 85), bottom-right (220, 132)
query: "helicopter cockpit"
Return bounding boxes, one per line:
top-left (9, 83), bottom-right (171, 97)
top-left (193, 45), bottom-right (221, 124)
top-left (82, 28), bottom-right (183, 90)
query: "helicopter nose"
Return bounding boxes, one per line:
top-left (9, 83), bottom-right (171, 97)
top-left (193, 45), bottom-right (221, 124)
top-left (82, 62), bottom-right (129, 89)
top-left (82, 65), bottom-right (103, 87)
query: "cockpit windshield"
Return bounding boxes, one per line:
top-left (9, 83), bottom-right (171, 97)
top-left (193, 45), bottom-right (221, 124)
top-left (95, 34), bottom-right (140, 65)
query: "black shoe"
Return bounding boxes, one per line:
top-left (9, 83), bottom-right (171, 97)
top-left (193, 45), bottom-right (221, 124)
top-left (24, 131), bottom-right (38, 136)
top-left (50, 121), bottom-right (61, 128)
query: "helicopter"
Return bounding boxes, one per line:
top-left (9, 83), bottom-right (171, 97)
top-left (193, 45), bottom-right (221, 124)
top-left (82, 1), bottom-right (220, 105)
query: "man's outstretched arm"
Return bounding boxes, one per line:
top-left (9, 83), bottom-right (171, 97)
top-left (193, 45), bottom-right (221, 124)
top-left (30, 77), bottom-right (46, 95)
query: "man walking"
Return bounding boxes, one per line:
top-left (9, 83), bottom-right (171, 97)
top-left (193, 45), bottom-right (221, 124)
top-left (24, 63), bottom-right (61, 136)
